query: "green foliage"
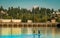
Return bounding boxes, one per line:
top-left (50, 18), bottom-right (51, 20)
top-left (58, 9), bottom-right (60, 12)
top-left (0, 6), bottom-right (60, 22)
top-left (22, 15), bottom-right (27, 22)
top-left (56, 18), bottom-right (60, 22)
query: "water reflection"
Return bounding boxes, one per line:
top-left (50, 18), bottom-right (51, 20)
top-left (0, 27), bottom-right (60, 38)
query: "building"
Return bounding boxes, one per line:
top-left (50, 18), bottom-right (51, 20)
top-left (27, 20), bottom-right (32, 23)
top-left (0, 19), bottom-right (21, 23)
top-left (51, 17), bottom-right (56, 23)
top-left (52, 11), bottom-right (60, 18)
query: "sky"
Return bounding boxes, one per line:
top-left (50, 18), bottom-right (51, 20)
top-left (0, 0), bottom-right (60, 10)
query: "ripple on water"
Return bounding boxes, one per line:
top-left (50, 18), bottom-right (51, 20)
top-left (0, 34), bottom-right (60, 38)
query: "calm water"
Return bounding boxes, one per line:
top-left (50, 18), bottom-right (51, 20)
top-left (0, 27), bottom-right (60, 38)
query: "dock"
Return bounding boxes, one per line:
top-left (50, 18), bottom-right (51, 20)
top-left (0, 22), bottom-right (58, 28)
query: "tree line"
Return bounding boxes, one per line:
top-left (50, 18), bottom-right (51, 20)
top-left (0, 6), bottom-right (60, 22)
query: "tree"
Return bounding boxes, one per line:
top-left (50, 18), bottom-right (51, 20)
top-left (56, 18), bottom-right (60, 22)
top-left (22, 15), bottom-right (27, 22)
top-left (58, 9), bottom-right (60, 12)
top-left (46, 8), bottom-right (51, 18)
top-left (0, 6), bottom-right (4, 11)
top-left (32, 7), bottom-right (39, 14)
top-left (51, 9), bottom-right (54, 13)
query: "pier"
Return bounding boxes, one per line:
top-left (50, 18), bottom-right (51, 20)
top-left (0, 22), bottom-right (58, 28)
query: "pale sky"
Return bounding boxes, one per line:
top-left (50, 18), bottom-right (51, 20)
top-left (0, 0), bottom-right (60, 10)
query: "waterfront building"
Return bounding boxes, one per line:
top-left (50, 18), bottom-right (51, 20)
top-left (27, 20), bottom-right (32, 23)
top-left (52, 11), bottom-right (60, 18)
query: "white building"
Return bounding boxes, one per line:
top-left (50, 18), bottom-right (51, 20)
top-left (53, 11), bottom-right (60, 17)
top-left (27, 20), bottom-right (32, 23)
top-left (1, 19), bottom-right (11, 22)
top-left (0, 19), bottom-right (21, 23)
top-left (1, 10), bottom-right (6, 14)
top-left (53, 11), bottom-right (60, 14)
top-left (12, 19), bottom-right (21, 23)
